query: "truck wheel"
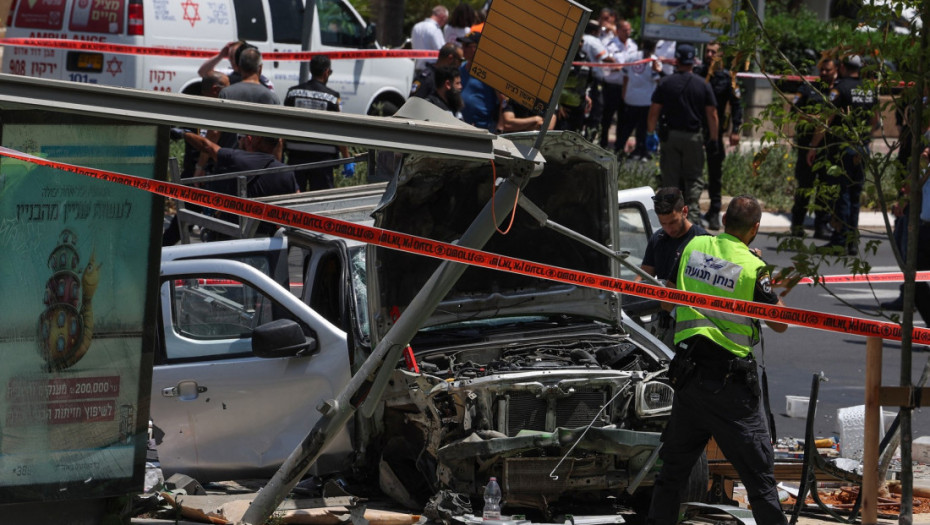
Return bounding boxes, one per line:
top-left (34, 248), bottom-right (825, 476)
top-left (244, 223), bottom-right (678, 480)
top-left (684, 451), bottom-right (709, 503)
top-left (378, 436), bottom-right (432, 509)
top-left (368, 100), bottom-right (400, 117)
top-left (630, 451), bottom-right (708, 524)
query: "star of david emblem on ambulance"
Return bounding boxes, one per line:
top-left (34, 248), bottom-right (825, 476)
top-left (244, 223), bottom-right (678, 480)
top-left (182, 0), bottom-right (202, 28)
top-left (106, 56), bottom-right (123, 77)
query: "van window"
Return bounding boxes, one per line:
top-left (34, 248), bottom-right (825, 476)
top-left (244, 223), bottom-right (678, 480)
top-left (269, 0), bottom-right (304, 44)
top-left (318, 0), bottom-right (365, 47)
top-left (233, 0), bottom-right (268, 42)
top-left (13, 0), bottom-right (66, 30)
top-left (69, 0), bottom-right (125, 34)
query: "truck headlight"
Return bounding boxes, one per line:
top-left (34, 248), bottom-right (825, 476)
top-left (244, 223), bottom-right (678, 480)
top-left (635, 381), bottom-right (674, 417)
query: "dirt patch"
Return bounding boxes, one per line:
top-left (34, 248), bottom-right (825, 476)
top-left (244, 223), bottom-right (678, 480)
top-left (787, 485), bottom-right (930, 515)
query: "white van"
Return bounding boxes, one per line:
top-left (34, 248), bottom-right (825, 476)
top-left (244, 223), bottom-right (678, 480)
top-left (1, 0), bottom-right (413, 115)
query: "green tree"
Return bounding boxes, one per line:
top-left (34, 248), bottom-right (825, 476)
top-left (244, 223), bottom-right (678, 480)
top-left (728, 1), bottom-right (927, 518)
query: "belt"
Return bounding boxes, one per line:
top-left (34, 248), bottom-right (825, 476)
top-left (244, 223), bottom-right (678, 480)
top-left (679, 336), bottom-right (739, 362)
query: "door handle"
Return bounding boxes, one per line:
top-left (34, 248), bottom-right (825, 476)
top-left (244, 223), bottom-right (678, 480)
top-left (162, 380), bottom-right (207, 401)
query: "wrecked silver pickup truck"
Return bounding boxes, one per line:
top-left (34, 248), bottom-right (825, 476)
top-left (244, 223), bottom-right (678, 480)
top-left (362, 131), bottom-right (701, 514)
top-left (155, 131), bottom-right (704, 517)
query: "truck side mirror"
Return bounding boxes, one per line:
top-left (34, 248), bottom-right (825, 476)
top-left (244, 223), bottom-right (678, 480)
top-left (252, 319), bottom-right (318, 358)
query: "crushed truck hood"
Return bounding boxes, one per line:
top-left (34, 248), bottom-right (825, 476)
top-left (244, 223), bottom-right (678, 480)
top-left (367, 131), bottom-right (621, 341)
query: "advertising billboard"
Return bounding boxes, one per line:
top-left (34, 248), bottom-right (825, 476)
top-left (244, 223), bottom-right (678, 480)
top-left (0, 111), bottom-right (163, 503)
top-left (641, 0), bottom-right (735, 43)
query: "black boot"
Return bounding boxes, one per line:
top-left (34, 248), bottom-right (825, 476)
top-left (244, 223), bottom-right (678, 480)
top-left (881, 285), bottom-right (906, 311)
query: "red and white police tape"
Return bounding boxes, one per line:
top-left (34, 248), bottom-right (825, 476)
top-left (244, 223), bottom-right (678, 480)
top-left (796, 272), bottom-right (930, 284)
top-left (2, 145), bottom-right (927, 344)
top-left (0, 38), bottom-right (438, 61)
top-left (0, 38), bottom-right (841, 81)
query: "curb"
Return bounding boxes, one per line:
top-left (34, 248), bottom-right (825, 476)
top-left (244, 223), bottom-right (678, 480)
top-left (759, 211), bottom-right (891, 233)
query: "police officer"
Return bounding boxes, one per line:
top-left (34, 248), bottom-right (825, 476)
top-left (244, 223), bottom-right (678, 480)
top-left (284, 55), bottom-right (353, 191)
top-left (647, 195), bottom-right (789, 525)
top-left (646, 43), bottom-right (719, 226)
top-left (639, 187), bottom-right (709, 346)
top-left (789, 57), bottom-right (837, 239)
top-left (806, 54), bottom-right (879, 256)
top-left (411, 43), bottom-right (464, 99)
top-left (694, 42), bottom-right (742, 231)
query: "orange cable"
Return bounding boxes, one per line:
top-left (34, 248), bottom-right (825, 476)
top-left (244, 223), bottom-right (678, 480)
top-left (491, 159), bottom-right (519, 235)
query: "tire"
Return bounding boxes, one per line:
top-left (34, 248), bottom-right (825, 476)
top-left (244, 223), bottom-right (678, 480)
top-left (182, 83), bottom-right (202, 96)
top-left (368, 100), bottom-right (400, 117)
top-left (684, 451), bottom-right (709, 503)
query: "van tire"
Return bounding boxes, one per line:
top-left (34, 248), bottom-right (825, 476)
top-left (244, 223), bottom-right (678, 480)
top-left (182, 83), bottom-right (202, 96)
top-left (368, 100), bottom-right (400, 117)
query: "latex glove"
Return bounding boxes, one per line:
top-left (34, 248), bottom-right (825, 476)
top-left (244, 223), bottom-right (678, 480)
top-left (645, 132), bottom-right (659, 153)
top-left (705, 139), bottom-right (720, 156)
top-left (342, 162), bottom-right (356, 178)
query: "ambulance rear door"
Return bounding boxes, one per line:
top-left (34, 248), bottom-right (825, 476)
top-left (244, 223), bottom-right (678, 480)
top-left (2, 0), bottom-right (143, 90)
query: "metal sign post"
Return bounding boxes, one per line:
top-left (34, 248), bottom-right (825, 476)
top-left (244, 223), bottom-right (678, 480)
top-left (467, 0), bottom-right (590, 153)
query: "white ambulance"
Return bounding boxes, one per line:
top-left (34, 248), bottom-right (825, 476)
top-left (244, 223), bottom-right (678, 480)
top-left (1, 0), bottom-right (413, 115)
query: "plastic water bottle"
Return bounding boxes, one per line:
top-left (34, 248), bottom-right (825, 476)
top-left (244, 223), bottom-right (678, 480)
top-left (483, 477), bottom-right (502, 520)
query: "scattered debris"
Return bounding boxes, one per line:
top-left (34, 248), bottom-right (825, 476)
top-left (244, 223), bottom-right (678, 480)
top-left (452, 514), bottom-right (625, 525)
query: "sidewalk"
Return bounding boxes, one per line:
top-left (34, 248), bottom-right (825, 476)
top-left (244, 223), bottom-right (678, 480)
top-left (759, 209), bottom-right (891, 233)
top-left (703, 192), bottom-right (892, 233)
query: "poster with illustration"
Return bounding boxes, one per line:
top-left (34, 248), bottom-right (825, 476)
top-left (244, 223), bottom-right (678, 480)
top-left (0, 112), bottom-right (162, 502)
top-left (641, 0), bottom-right (735, 42)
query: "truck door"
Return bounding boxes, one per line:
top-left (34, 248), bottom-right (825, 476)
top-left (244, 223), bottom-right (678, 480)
top-left (151, 259), bottom-right (353, 481)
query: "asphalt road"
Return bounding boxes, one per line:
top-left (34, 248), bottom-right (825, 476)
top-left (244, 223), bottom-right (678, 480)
top-left (750, 226), bottom-right (930, 446)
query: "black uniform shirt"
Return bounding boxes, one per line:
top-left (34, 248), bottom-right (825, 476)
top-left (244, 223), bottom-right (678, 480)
top-left (411, 63), bottom-right (437, 99)
top-left (791, 80), bottom-right (831, 146)
top-left (651, 70), bottom-right (718, 132)
top-left (642, 223), bottom-right (709, 282)
top-left (284, 79), bottom-right (341, 155)
top-left (828, 76), bottom-right (877, 146)
top-left (693, 65), bottom-right (743, 139)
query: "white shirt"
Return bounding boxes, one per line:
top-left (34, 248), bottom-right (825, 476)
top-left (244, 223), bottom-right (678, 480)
top-left (411, 17), bottom-right (445, 70)
top-left (444, 25), bottom-right (470, 45)
top-left (622, 52), bottom-right (660, 106)
top-left (656, 40), bottom-right (676, 76)
top-left (581, 34), bottom-right (609, 81)
top-left (604, 37), bottom-right (637, 85)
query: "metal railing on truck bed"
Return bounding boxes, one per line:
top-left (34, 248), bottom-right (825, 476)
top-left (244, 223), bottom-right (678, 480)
top-left (169, 152), bottom-right (389, 242)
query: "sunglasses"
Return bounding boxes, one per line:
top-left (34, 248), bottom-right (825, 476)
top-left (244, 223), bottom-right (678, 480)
top-left (652, 193), bottom-right (681, 204)
top-left (652, 193), bottom-right (682, 213)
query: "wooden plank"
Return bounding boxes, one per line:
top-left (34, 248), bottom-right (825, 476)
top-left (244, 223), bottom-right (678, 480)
top-left (862, 336), bottom-right (882, 525)
top-left (879, 386), bottom-right (930, 407)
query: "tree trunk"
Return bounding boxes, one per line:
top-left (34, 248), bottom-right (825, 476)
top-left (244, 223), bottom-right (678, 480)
top-left (373, 0), bottom-right (406, 48)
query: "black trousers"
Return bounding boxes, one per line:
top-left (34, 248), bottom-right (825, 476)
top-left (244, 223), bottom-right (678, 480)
top-left (615, 104), bottom-right (650, 157)
top-left (647, 342), bottom-right (786, 525)
top-left (599, 82), bottom-right (624, 149)
top-left (289, 150), bottom-right (338, 191)
top-left (790, 147), bottom-right (830, 231)
top-left (914, 220), bottom-right (930, 327)
top-left (704, 136), bottom-right (725, 216)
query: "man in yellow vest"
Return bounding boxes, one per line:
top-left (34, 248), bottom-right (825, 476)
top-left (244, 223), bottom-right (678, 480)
top-left (646, 195), bottom-right (789, 525)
